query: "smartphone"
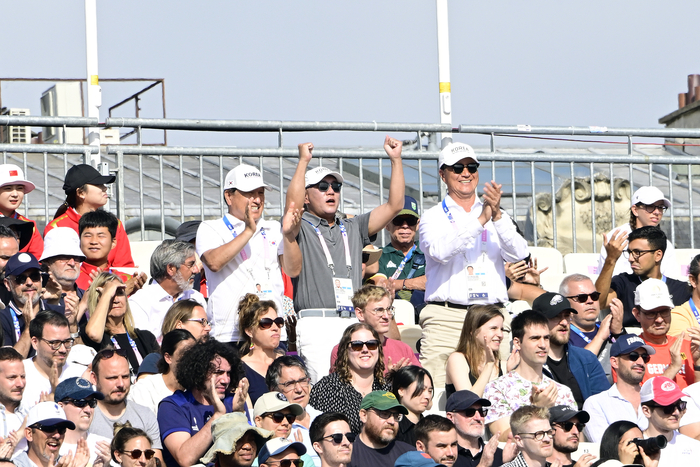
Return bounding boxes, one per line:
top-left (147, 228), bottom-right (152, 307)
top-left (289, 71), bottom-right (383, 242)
top-left (41, 272), bottom-right (50, 288)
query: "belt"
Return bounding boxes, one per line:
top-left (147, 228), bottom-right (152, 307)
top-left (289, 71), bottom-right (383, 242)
top-left (298, 309), bottom-right (356, 319)
top-left (427, 301), bottom-right (471, 310)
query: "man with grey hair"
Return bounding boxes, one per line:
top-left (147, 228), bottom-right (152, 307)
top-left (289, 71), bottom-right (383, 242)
top-left (129, 239), bottom-right (206, 340)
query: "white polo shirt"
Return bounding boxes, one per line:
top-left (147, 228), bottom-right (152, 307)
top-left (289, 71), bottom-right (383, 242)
top-left (196, 213), bottom-right (284, 342)
top-left (582, 383), bottom-right (649, 442)
top-left (654, 431), bottom-right (700, 466)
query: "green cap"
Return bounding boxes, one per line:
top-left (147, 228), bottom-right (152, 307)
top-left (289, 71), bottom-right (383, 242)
top-left (360, 391), bottom-right (409, 414)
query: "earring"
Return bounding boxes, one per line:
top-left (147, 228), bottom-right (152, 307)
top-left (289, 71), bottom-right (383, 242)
top-left (249, 342), bottom-right (255, 350)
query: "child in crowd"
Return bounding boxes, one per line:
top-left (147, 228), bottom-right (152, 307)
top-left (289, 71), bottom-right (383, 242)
top-left (0, 164), bottom-right (43, 258)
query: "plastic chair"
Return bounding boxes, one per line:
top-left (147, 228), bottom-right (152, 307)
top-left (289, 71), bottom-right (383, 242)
top-left (563, 253), bottom-right (601, 276)
top-left (529, 247), bottom-right (564, 276)
top-left (540, 273), bottom-right (567, 293)
top-left (675, 248), bottom-right (700, 278)
top-left (393, 299), bottom-right (416, 326)
top-left (398, 325), bottom-right (422, 354)
top-left (128, 240), bottom-right (162, 279)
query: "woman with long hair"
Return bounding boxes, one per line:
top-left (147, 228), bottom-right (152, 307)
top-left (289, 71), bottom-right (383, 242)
top-left (597, 420), bottom-right (659, 467)
top-left (310, 322), bottom-right (389, 434)
top-left (669, 253), bottom-right (700, 336)
top-left (111, 426), bottom-right (155, 467)
top-left (445, 304), bottom-right (513, 398)
top-left (391, 365), bottom-right (434, 445)
top-left (161, 299), bottom-right (212, 342)
top-left (81, 272), bottom-right (159, 374)
top-left (238, 293), bottom-right (283, 405)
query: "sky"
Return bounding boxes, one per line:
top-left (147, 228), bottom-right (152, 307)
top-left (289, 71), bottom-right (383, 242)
top-left (1, 1), bottom-right (698, 150)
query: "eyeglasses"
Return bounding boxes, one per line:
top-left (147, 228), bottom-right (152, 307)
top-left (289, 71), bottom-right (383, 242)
top-left (186, 317), bottom-right (210, 327)
top-left (278, 377), bottom-right (311, 391)
top-left (61, 398), bottom-right (98, 408)
top-left (322, 432), bottom-right (356, 444)
top-left (259, 317), bottom-right (285, 329)
top-left (391, 216), bottom-right (418, 227)
top-left (636, 203), bottom-right (668, 214)
top-left (366, 306), bottom-right (395, 318)
top-left (447, 162), bottom-right (480, 174)
top-left (458, 407), bottom-right (489, 418)
top-left (313, 181), bottom-right (342, 193)
top-left (639, 309), bottom-right (671, 319)
top-left (647, 401), bottom-right (687, 415)
top-left (121, 449), bottom-right (156, 460)
top-left (554, 421), bottom-right (586, 432)
top-left (264, 412), bottom-right (297, 424)
top-left (370, 409), bottom-right (404, 422)
top-left (42, 338), bottom-right (75, 351)
top-left (348, 340), bottom-right (380, 352)
top-left (566, 291), bottom-right (601, 303)
top-left (265, 460), bottom-right (303, 467)
top-left (11, 271), bottom-right (41, 285)
top-left (518, 429), bottom-right (554, 441)
top-left (622, 351), bottom-right (651, 363)
top-left (622, 249), bottom-right (658, 260)
top-left (32, 424), bottom-right (67, 435)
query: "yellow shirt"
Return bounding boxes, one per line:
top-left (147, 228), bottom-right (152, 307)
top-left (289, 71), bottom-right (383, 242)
top-left (669, 301), bottom-right (700, 336)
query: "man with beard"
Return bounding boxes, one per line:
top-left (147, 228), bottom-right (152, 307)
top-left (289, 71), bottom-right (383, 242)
top-left (197, 412), bottom-right (273, 467)
top-left (546, 406), bottom-right (594, 467)
top-left (348, 391), bottom-right (414, 467)
top-left (502, 406), bottom-right (553, 467)
top-left (0, 220), bottom-right (31, 307)
top-left (21, 311), bottom-right (73, 407)
top-left (535, 292), bottom-right (609, 409)
top-left (129, 239), bottom-right (206, 341)
top-left (0, 348), bottom-right (27, 456)
top-left (87, 348), bottom-right (164, 463)
top-left (582, 334), bottom-right (655, 442)
top-left (412, 415), bottom-right (457, 466)
top-left (310, 412), bottom-right (354, 467)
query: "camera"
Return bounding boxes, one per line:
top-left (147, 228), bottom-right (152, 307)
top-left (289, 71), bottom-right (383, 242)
top-left (629, 435), bottom-right (667, 455)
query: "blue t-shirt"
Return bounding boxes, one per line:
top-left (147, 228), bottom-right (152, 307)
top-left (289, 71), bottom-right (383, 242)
top-left (157, 390), bottom-right (236, 467)
top-left (568, 325), bottom-right (599, 348)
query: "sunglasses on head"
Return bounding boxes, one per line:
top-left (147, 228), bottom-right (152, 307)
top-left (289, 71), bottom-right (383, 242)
top-left (265, 412), bottom-right (297, 424)
top-left (12, 271), bottom-right (41, 285)
top-left (446, 162), bottom-right (480, 174)
top-left (259, 317), bottom-right (284, 329)
top-left (622, 351), bottom-right (651, 363)
top-left (95, 348), bottom-right (128, 362)
top-left (33, 424), bottom-right (67, 435)
top-left (314, 181), bottom-right (342, 193)
top-left (322, 432), bottom-right (356, 444)
top-left (265, 460), bottom-right (304, 467)
top-left (566, 291), bottom-right (601, 303)
top-left (348, 339), bottom-right (380, 352)
top-left (555, 421), bottom-right (585, 432)
top-left (647, 401), bottom-right (687, 415)
top-left (391, 216), bottom-right (418, 227)
top-left (121, 449), bottom-right (156, 460)
top-left (61, 398), bottom-right (98, 408)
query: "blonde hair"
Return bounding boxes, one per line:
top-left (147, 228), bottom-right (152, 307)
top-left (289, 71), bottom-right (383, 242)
top-left (351, 284), bottom-right (392, 311)
top-left (161, 299), bottom-right (202, 336)
top-left (86, 272), bottom-right (137, 337)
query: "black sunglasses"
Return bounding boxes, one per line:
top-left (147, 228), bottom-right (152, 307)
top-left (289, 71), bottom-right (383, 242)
top-left (265, 412), bottom-right (297, 424)
top-left (622, 351), bottom-right (651, 363)
top-left (460, 407), bottom-right (489, 418)
top-left (647, 401), bottom-right (687, 415)
top-left (266, 460), bottom-right (303, 467)
top-left (314, 181), bottom-right (342, 193)
top-left (95, 348), bottom-right (128, 361)
top-left (555, 421), bottom-right (585, 432)
top-left (259, 317), bottom-right (284, 329)
top-left (566, 291), bottom-right (601, 303)
top-left (121, 449), bottom-right (156, 460)
top-left (322, 432), bottom-right (356, 444)
top-left (392, 216), bottom-right (418, 227)
top-left (11, 271), bottom-right (41, 285)
top-left (61, 398), bottom-right (98, 408)
top-left (33, 424), bottom-right (67, 435)
top-left (447, 162), bottom-right (480, 174)
top-left (348, 340), bottom-right (380, 352)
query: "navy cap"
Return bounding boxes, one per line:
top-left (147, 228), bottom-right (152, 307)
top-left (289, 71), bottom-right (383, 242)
top-left (532, 292), bottom-right (577, 319)
top-left (175, 220), bottom-right (201, 243)
top-left (445, 390), bottom-right (491, 413)
top-left (5, 252), bottom-right (41, 278)
top-left (610, 334), bottom-right (656, 357)
top-left (395, 196), bottom-right (420, 219)
top-left (257, 438), bottom-right (306, 465)
top-left (137, 353), bottom-right (161, 377)
top-left (55, 377), bottom-right (104, 402)
top-left (395, 451), bottom-right (446, 467)
top-left (549, 405), bottom-right (590, 424)
top-left (63, 164), bottom-right (115, 193)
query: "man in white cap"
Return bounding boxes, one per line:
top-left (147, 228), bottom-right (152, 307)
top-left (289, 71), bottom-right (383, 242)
top-left (196, 164), bottom-right (297, 345)
top-left (418, 142), bottom-right (529, 388)
top-left (597, 186), bottom-right (681, 280)
top-left (283, 138), bottom-right (405, 382)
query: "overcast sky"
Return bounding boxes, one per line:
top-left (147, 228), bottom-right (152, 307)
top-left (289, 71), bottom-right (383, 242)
top-left (2, 1), bottom-right (698, 149)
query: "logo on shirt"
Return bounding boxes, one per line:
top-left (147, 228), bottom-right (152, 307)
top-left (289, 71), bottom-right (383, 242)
top-left (387, 261), bottom-right (397, 268)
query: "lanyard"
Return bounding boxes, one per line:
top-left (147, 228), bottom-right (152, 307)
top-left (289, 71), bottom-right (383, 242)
top-left (390, 245), bottom-right (417, 280)
top-left (8, 303), bottom-right (22, 342)
top-left (569, 322), bottom-right (600, 344)
top-left (303, 218), bottom-right (352, 277)
top-left (222, 215), bottom-right (248, 261)
top-left (689, 299), bottom-right (700, 326)
top-left (111, 334), bottom-right (144, 365)
top-left (442, 199), bottom-right (488, 256)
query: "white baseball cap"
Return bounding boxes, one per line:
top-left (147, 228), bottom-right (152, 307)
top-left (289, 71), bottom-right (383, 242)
top-left (223, 164), bottom-right (269, 192)
top-left (0, 164), bottom-right (35, 193)
top-left (253, 392), bottom-right (304, 419)
top-left (26, 402), bottom-right (75, 429)
top-left (439, 142), bottom-right (478, 168)
top-left (40, 227), bottom-right (86, 262)
top-left (631, 186), bottom-right (671, 208)
top-left (634, 278), bottom-right (674, 309)
top-left (304, 166), bottom-right (344, 188)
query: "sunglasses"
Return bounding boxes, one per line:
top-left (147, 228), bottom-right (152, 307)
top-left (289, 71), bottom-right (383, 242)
top-left (447, 162), bottom-right (480, 174)
top-left (266, 461), bottom-right (303, 467)
top-left (636, 203), bottom-right (668, 214)
top-left (622, 351), bottom-right (651, 363)
top-left (259, 317), bottom-right (284, 329)
top-left (62, 398), bottom-right (98, 408)
top-left (33, 424), bottom-right (67, 435)
top-left (647, 401), bottom-right (687, 415)
top-left (555, 421), bottom-right (585, 432)
top-left (566, 291), bottom-right (601, 303)
top-left (121, 449), bottom-right (156, 460)
top-left (348, 339), bottom-right (380, 352)
top-left (11, 271), bottom-right (41, 285)
top-left (322, 432), bottom-right (357, 444)
top-left (265, 412), bottom-right (297, 424)
top-left (370, 409), bottom-right (404, 421)
top-left (459, 407), bottom-right (489, 418)
top-left (314, 181), bottom-right (342, 193)
top-left (392, 216), bottom-right (418, 227)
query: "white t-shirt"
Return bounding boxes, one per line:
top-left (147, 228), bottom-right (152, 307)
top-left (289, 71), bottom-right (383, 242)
top-left (653, 431), bottom-right (700, 466)
top-left (127, 374), bottom-right (173, 415)
top-left (60, 433), bottom-right (111, 467)
top-left (21, 358), bottom-right (68, 408)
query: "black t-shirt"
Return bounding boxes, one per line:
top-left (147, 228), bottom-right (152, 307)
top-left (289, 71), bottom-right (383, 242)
top-left (454, 440), bottom-right (504, 467)
top-left (348, 437), bottom-right (415, 467)
top-left (79, 326), bottom-right (159, 374)
top-left (610, 273), bottom-right (691, 327)
top-left (546, 353), bottom-right (584, 409)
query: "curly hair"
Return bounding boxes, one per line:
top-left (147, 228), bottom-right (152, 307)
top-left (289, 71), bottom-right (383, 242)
top-left (237, 293), bottom-right (278, 356)
top-left (334, 322), bottom-right (384, 385)
top-left (86, 272), bottom-right (137, 337)
top-left (454, 304), bottom-right (504, 381)
top-left (175, 338), bottom-right (243, 392)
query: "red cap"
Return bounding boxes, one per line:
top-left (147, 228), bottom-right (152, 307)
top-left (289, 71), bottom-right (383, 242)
top-left (640, 376), bottom-right (686, 406)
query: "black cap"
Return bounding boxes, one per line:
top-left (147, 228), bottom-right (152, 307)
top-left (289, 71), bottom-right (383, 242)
top-left (63, 164), bottom-right (115, 193)
top-left (0, 217), bottom-right (33, 251)
top-left (549, 405), bottom-right (590, 424)
top-left (445, 390), bottom-right (491, 413)
top-left (175, 220), bottom-right (201, 243)
top-left (532, 292), bottom-right (577, 319)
